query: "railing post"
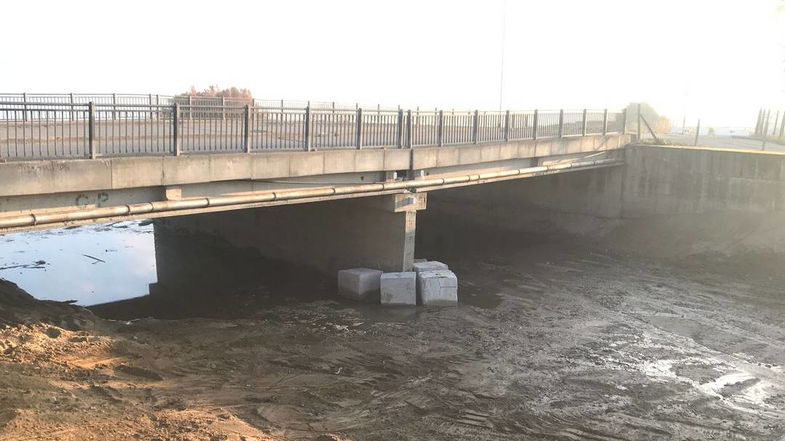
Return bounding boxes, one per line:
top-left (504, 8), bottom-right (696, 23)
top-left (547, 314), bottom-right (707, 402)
top-left (780, 109), bottom-right (785, 138)
top-left (243, 104), bottom-right (251, 153)
top-left (602, 109), bottom-right (608, 136)
top-left (754, 108), bottom-right (763, 136)
top-left (406, 110), bottom-right (413, 148)
top-left (222, 96), bottom-right (227, 121)
top-left (581, 109), bottom-right (588, 136)
top-left (437, 110), bottom-right (444, 146)
top-left (172, 103), bottom-right (180, 156)
top-left (621, 108), bottom-right (627, 134)
top-left (88, 102), bottom-right (96, 159)
top-left (356, 108), bottom-right (363, 149)
top-left (305, 105), bottom-right (312, 151)
top-left (472, 110), bottom-right (479, 144)
top-left (69, 93), bottom-right (75, 122)
top-left (396, 108), bottom-right (403, 148)
top-left (558, 109), bottom-right (564, 138)
top-left (112, 93), bottom-right (117, 120)
top-left (504, 110), bottom-right (510, 142)
top-left (637, 103), bottom-right (642, 140)
top-left (149, 94), bottom-right (154, 120)
top-left (22, 92), bottom-right (28, 122)
top-left (532, 109), bottom-right (538, 140)
top-left (758, 109), bottom-right (766, 137)
top-left (694, 119), bottom-right (701, 146)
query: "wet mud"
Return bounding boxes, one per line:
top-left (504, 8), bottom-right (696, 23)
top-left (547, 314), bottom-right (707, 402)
top-left (1, 226), bottom-right (785, 439)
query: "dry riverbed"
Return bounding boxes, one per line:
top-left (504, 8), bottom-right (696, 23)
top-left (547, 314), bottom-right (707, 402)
top-left (1, 233), bottom-right (785, 440)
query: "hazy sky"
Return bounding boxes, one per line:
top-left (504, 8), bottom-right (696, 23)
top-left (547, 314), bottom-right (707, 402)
top-left (2, 0), bottom-right (783, 127)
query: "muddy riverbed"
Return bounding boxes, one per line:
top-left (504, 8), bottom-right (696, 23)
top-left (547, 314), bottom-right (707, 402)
top-left (1, 223), bottom-right (785, 440)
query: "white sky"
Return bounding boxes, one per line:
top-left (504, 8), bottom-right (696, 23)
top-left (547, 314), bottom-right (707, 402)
top-left (2, 0), bottom-right (784, 128)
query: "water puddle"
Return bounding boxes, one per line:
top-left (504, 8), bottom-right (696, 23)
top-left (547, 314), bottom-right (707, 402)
top-left (0, 221), bottom-right (156, 305)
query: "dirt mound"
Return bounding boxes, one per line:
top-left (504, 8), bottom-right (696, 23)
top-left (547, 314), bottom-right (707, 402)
top-left (0, 282), bottom-right (288, 441)
top-left (0, 279), bottom-right (98, 329)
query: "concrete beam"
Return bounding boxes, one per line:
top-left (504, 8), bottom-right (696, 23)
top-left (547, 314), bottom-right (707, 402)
top-left (156, 194), bottom-right (419, 276)
top-left (411, 134), bottom-right (629, 170)
top-left (0, 148), bottom-right (418, 198)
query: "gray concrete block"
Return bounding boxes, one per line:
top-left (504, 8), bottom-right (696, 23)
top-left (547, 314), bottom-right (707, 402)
top-left (380, 272), bottom-right (416, 305)
top-left (412, 261), bottom-right (448, 274)
top-left (413, 258), bottom-right (427, 264)
top-left (417, 270), bottom-right (458, 306)
top-left (338, 268), bottom-right (383, 302)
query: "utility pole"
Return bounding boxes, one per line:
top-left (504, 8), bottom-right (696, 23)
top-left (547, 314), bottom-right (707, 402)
top-left (498, 0), bottom-right (507, 111)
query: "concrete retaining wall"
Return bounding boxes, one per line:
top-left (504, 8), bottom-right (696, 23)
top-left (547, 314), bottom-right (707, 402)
top-left (622, 145), bottom-right (785, 216)
top-left (420, 144), bottom-right (785, 258)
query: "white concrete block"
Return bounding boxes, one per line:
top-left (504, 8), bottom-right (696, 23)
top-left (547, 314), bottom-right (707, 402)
top-left (413, 258), bottom-right (428, 264)
top-left (338, 268), bottom-right (383, 302)
top-left (380, 272), bottom-right (416, 306)
top-left (412, 261), bottom-right (448, 274)
top-left (417, 270), bottom-right (458, 306)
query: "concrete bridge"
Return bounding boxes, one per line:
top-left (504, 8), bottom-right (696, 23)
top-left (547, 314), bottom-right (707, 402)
top-left (0, 94), bottom-right (633, 277)
top-left (6, 94), bottom-right (784, 288)
top-left (3, 95), bottom-right (785, 298)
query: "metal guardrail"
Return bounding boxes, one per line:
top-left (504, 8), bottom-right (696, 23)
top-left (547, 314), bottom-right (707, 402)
top-left (0, 93), bottom-right (389, 112)
top-left (754, 108), bottom-right (785, 140)
top-left (0, 96), bottom-right (626, 160)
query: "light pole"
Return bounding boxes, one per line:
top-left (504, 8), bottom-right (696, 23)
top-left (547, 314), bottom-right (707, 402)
top-left (498, 0), bottom-right (507, 111)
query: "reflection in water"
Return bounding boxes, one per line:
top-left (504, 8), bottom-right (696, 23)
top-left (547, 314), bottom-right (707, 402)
top-left (0, 221), bottom-right (156, 305)
top-left (0, 215), bottom-right (507, 318)
top-left (94, 223), bottom-right (335, 321)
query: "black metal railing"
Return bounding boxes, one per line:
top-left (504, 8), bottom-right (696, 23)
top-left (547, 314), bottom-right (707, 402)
top-left (0, 96), bottom-right (626, 160)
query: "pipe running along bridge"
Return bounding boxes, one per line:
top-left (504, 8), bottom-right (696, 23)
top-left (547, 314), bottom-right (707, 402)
top-left (0, 93), bottom-right (632, 275)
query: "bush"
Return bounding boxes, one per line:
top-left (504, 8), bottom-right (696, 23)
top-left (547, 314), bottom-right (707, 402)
top-left (179, 86), bottom-right (253, 100)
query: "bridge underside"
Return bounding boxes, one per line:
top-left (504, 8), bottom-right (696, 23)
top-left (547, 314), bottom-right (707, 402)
top-left (153, 164), bottom-right (625, 292)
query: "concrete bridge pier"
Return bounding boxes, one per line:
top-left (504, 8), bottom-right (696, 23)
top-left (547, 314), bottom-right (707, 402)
top-left (150, 193), bottom-right (426, 295)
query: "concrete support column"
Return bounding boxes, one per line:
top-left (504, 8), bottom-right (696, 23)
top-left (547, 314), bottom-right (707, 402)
top-left (154, 193), bottom-right (425, 282)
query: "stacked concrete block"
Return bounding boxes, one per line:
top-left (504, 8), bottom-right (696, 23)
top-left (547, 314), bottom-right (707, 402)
top-left (417, 269), bottom-right (458, 306)
top-left (337, 268), bottom-right (383, 302)
top-left (412, 260), bottom-right (448, 274)
top-left (380, 272), bottom-right (417, 305)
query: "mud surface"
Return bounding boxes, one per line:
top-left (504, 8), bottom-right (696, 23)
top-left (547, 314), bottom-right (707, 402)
top-left (2, 230), bottom-right (785, 440)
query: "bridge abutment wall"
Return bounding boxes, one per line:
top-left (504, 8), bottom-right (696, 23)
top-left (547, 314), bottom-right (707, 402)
top-left (420, 144), bottom-right (785, 259)
top-left (621, 144), bottom-right (785, 216)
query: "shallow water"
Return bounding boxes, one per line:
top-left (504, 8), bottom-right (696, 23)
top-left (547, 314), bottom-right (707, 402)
top-left (0, 220), bottom-right (155, 305)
